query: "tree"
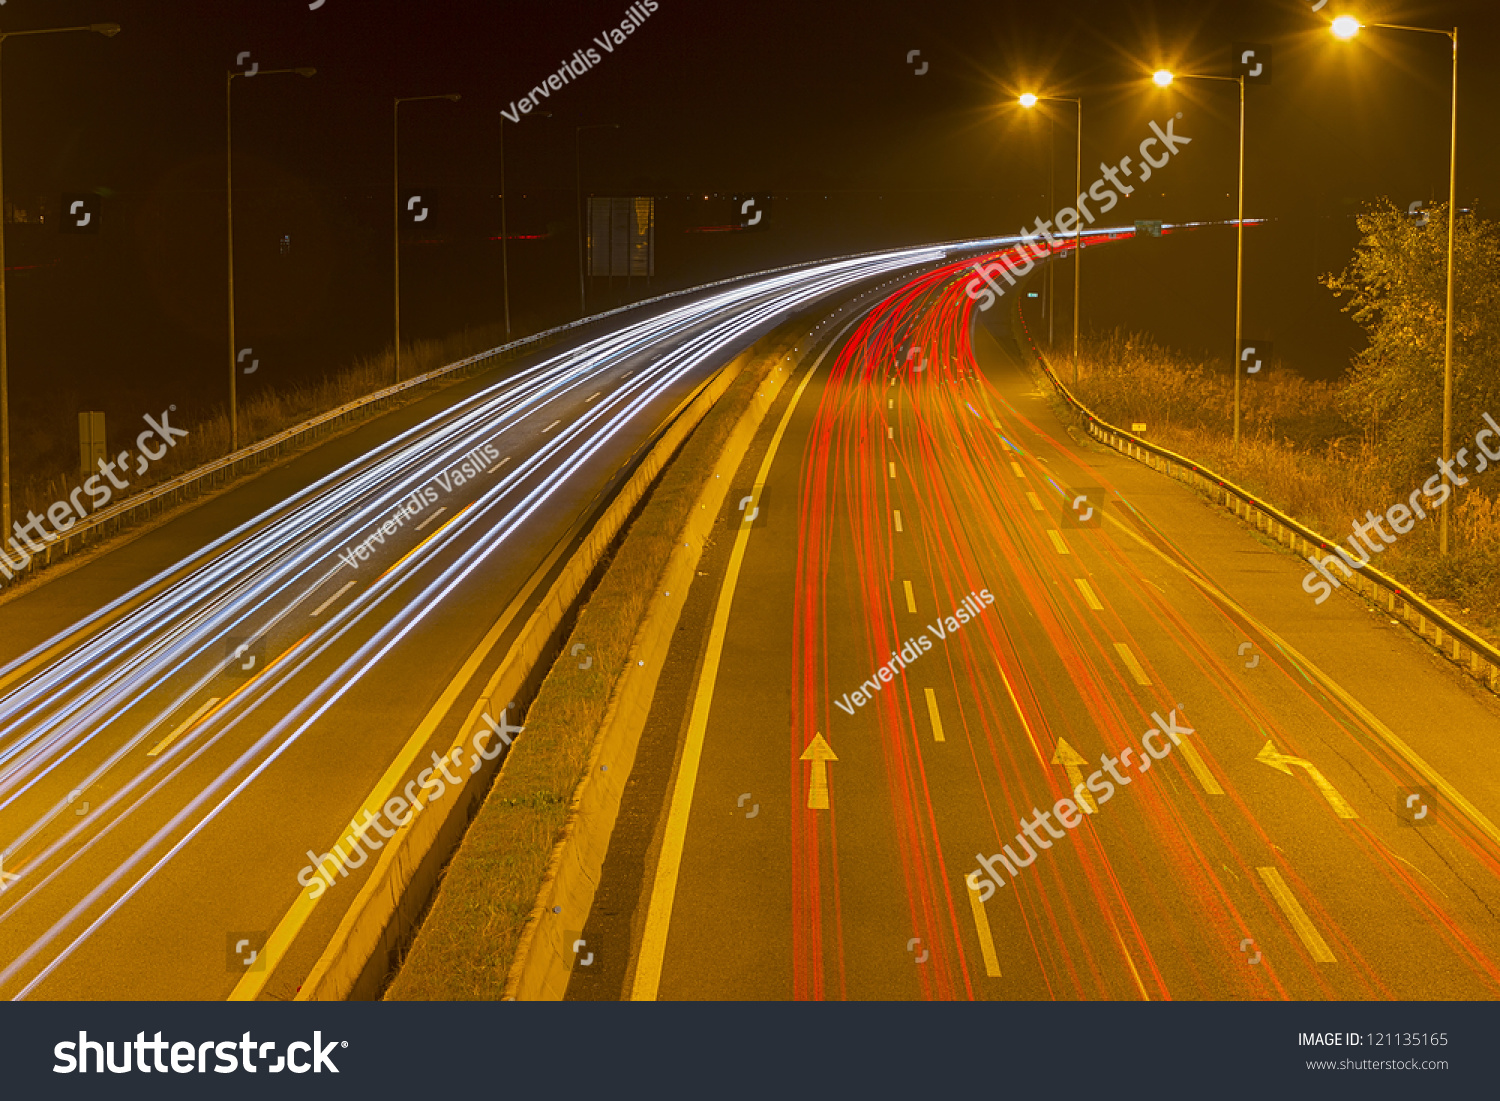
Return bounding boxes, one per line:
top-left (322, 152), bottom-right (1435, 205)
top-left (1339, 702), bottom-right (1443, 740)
top-left (1323, 200), bottom-right (1500, 479)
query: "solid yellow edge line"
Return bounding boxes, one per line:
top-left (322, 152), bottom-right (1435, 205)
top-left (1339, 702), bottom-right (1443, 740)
top-left (630, 318), bottom-right (854, 1001)
top-left (229, 508), bottom-right (571, 1001)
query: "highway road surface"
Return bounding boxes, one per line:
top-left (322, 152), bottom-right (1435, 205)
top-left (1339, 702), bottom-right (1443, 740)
top-left (568, 253), bottom-right (1500, 1001)
top-left (0, 244), bottom-right (959, 999)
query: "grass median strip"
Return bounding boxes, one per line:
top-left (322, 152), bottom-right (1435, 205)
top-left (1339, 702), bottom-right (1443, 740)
top-left (384, 326), bottom-right (804, 1000)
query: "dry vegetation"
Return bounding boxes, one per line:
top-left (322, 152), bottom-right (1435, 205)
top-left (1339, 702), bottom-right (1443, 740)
top-left (14, 323), bottom-right (516, 521)
top-left (385, 328), bottom-right (799, 1000)
top-left (1070, 330), bottom-right (1500, 635)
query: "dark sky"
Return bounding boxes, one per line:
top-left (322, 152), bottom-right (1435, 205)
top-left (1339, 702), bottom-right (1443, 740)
top-left (4, 0), bottom-right (1498, 479)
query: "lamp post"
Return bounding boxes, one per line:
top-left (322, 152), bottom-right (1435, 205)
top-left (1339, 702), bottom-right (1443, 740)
top-left (393, 92), bottom-right (460, 385)
top-left (575, 123), bottom-right (619, 317)
top-left (0, 20), bottom-right (119, 551)
top-left (500, 109), bottom-right (549, 340)
top-left (1019, 93), bottom-right (1082, 383)
top-left (227, 64), bottom-right (315, 454)
top-left (1152, 68), bottom-right (1248, 453)
top-left (1332, 14), bottom-right (1460, 556)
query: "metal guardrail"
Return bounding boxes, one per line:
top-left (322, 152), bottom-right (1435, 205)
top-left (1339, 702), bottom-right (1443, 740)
top-left (1011, 303), bottom-right (1500, 696)
top-left (7, 238), bottom-right (966, 591)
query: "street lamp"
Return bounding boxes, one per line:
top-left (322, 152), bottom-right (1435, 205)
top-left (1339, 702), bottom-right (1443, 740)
top-left (500, 109), bottom-right (550, 339)
top-left (1332, 15), bottom-right (1460, 556)
top-left (576, 123), bottom-right (619, 317)
top-left (1152, 67), bottom-right (1249, 453)
top-left (1019, 92), bottom-right (1082, 383)
top-left (227, 64), bottom-right (315, 454)
top-left (393, 93), bottom-right (461, 384)
top-left (0, 20), bottom-right (119, 555)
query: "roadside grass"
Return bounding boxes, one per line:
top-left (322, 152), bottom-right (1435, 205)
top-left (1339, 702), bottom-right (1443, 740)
top-left (1068, 330), bottom-right (1500, 638)
top-left (384, 327), bottom-right (801, 1000)
top-left (14, 323), bottom-right (516, 524)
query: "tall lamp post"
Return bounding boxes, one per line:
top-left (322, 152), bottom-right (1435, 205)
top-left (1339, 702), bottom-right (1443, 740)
top-left (575, 123), bottom-right (619, 317)
top-left (393, 92), bottom-right (460, 385)
top-left (0, 20), bottom-right (120, 549)
top-left (1332, 14), bottom-right (1460, 556)
top-left (1152, 68), bottom-right (1248, 453)
top-left (227, 64), bottom-right (315, 455)
top-left (500, 109), bottom-right (549, 339)
top-left (1019, 92), bottom-right (1082, 383)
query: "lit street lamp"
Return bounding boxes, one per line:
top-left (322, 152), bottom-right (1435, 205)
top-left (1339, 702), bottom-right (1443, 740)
top-left (393, 92), bottom-right (461, 384)
top-left (0, 20), bottom-right (120, 554)
top-left (1152, 67), bottom-right (1250, 453)
top-left (1019, 92), bottom-right (1082, 383)
top-left (1332, 14), bottom-right (1460, 555)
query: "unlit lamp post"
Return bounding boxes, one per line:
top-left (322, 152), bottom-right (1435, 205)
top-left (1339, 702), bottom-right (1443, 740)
top-left (1018, 92), bottom-right (1082, 384)
top-left (0, 20), bottom-right (120, 548)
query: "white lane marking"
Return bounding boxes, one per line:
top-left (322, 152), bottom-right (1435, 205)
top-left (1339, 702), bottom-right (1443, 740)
top-left (1113, 642), bottom-right (1152, 686)
top-left (311, 580), bottom-right (357, 618)
top-left (1257, 866), bottom-right (1337, 964)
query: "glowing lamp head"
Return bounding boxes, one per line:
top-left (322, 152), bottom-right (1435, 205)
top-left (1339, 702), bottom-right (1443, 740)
top-left (1332, 15), bottom-right (1361, 39)
top-left (1018, 92), bottom-right (1039, 108)
top-left (1152, 69), bottom-right (1174, 87)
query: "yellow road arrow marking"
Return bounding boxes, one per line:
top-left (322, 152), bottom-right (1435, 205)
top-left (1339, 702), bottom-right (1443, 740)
top-left (632, 318), bottom-right (857, 1000)
top-left (1256, 740), bottom-right (1358, 818)
top-left (801, 733), bottom-right (838, 811)
top-left (1098, 499), bottom-right (1500, 849)
top-left (1051, 737), bottom-right (1096, 813)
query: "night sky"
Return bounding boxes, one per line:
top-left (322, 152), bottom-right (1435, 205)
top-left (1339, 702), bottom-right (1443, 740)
top-left (5, 0), bottom-right (1498, 479)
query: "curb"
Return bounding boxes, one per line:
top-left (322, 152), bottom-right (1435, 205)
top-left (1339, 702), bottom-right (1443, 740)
top-left (290, 334), bottom-right (781, 1000)
top-left (499, 335), bottom-right (810, 1000)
